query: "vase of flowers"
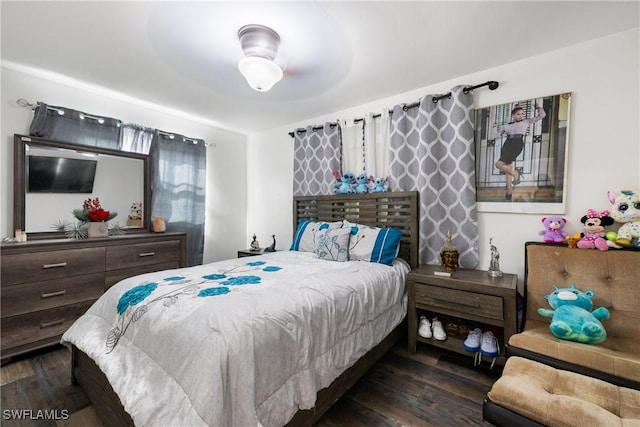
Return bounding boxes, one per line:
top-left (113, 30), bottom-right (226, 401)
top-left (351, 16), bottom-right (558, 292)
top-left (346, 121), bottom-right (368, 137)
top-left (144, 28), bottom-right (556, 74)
top-left (72, 198), bottom-right (117, 238)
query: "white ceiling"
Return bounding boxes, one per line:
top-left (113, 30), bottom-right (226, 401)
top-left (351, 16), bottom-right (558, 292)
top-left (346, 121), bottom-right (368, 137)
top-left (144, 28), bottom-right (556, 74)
top-left (2, 1), bottom-right (639, 135)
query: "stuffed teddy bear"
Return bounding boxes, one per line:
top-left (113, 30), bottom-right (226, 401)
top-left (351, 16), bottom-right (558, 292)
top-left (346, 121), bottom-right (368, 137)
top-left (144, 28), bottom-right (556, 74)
top-left (332, 171), bottom-right (356, 194)
top-left (538, 284), bottom-right (609, 344)
top-left (607, 190), bottom-right (640, 249)
top-left (354, 173), bottom-right (370, 194)
top-left (538, 216), bottom-right (568, 243)
top-left (370, 176), bottom-right (388, 193)
top-left (577, 209), bottom-right (614, 251)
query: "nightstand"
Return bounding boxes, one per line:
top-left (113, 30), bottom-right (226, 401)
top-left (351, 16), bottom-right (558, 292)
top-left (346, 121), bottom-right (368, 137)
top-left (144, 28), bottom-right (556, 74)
top-left (237, 249), bottom-right (275, 258)
top-left (407, 264), bottom-right (517, 365)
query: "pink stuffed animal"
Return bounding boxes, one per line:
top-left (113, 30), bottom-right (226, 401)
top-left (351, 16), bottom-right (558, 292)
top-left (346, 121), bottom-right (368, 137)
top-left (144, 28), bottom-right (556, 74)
top-left (577, 209), bottom-right (614, 251)
top-left (539, 216), bottom-right (568, 243)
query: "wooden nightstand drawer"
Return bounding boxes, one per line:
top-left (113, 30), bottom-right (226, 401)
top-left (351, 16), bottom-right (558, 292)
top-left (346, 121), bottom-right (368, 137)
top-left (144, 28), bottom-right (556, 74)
top-left (1, 273), bottom-right (104, 318)
top-left (415, 283), bottom-right (504, 321)
top-left (106, 240), bottom-right (180, 270)
top-left (0, 301), bottom-right (94, 350)
top-left (1, 248), bottom-right (105, 286)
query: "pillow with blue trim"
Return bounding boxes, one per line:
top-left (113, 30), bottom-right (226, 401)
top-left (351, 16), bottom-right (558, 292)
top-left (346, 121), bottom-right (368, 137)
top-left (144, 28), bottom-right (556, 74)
top-left (343, 220), bottom-right (403, 266)
top-left (290, 219), bottom-right (343, 253)
top-left (315, 227), bottom-right (351, 262)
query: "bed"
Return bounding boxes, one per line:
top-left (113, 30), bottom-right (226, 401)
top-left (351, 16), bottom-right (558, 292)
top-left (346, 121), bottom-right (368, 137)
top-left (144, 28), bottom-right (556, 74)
top-left (63, 191), bottom-right (419, 427)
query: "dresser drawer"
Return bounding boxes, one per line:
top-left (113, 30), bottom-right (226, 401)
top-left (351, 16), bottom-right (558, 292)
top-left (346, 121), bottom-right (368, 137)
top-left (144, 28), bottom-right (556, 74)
top-left (1, 248), bottom-right (105, 286)
top-left (414, 283), bottom-right (504, 321)
top-left (106, 240), bottom-right (181, 270)
top-left (0, 301), bottom-right (94, 350)
top-left (105, 261), bottom-right (181, 290)
top-left (1, 273), bottom-right (104, 318)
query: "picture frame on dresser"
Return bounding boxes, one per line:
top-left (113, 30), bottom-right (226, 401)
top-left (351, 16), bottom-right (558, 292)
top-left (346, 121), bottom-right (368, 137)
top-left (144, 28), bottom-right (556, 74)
top-left (474, 92), bottom-right (571, 214)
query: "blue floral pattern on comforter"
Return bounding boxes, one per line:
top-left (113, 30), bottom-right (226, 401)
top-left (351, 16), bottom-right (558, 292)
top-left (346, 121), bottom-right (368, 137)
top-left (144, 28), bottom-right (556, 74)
top-left (106, 260), bottom-right (283, 352)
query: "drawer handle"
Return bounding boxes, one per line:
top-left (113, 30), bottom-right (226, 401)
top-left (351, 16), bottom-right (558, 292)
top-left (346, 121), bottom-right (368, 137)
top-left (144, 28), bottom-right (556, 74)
top-left (41, 290), bottom-right (67, 299)
top-left (139, 252), bottom-right (156, 257)
top-left (42, 262), bottom-right (67, 269)
top-left (432, 297), bottom-right (481, 308)
top-left (40, 319), bottom-right (65, 328)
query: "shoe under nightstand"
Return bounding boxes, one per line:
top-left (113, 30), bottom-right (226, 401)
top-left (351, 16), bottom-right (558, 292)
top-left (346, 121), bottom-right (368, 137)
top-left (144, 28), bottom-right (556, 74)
top-left (407, 264), bottom-right (518, 366)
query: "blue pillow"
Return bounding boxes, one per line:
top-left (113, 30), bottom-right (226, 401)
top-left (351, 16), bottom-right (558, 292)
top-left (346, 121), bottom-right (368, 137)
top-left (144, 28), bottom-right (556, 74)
top-left (290, 219), bottom-right (343, 253)
top-left (343, 221), bottom-right (403, 266)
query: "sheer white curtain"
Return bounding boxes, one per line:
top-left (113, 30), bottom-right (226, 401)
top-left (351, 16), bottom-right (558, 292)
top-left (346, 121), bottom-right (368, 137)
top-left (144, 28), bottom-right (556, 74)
top-left (341, 110), bottom-right (391, 178)
top-left (340, 119), bottom-right (364, 175)
top-left (120, 123), bottom-right (154, 154)
top-left (364, 110), bottom-right (391, 178)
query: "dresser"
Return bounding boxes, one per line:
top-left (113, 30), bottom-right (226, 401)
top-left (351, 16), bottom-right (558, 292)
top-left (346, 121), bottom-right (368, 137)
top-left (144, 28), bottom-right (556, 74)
top-left (407, 264), bottom-right (517, 365)
top-left (1, 232), bottom-right (186, 363)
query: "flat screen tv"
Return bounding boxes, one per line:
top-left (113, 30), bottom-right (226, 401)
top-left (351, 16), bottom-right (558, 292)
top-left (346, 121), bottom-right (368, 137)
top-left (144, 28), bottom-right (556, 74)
top-left (28, 155), bottom-right (98, 193)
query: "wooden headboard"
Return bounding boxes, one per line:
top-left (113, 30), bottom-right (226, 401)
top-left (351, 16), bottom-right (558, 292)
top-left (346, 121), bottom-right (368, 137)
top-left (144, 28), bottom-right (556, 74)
top-left (293, 191), bottom-right (420, 269)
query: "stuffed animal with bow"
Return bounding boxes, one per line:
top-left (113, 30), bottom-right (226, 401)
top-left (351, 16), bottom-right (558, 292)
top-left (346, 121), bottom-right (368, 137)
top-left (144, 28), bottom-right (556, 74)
top-left (607, 190), bottom-right (640, 249)
top-left (538, 216), bottom-right (568, 243)
top-left (577, 209), bottom-right (614, 251)
top-left (332, 171), bottom-right (356, 194)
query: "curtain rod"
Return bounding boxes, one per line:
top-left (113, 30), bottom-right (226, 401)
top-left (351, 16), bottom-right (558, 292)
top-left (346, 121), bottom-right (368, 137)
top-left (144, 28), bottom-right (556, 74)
top-left (289, 80), bottom-right (499, 135)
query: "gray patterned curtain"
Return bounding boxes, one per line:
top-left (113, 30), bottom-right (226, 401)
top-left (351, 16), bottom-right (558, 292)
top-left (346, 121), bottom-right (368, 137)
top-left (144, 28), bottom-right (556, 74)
top-left (292, 122), bottom-right (342, 196)
top-left (389, 85), bottom-right (478, 268)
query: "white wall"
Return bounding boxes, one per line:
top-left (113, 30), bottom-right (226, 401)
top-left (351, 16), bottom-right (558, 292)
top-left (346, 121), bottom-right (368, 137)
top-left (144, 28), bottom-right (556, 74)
top-left (247, 28), bottom-right (640, 290)
top-left (1, 66), bottom-right (247, 263)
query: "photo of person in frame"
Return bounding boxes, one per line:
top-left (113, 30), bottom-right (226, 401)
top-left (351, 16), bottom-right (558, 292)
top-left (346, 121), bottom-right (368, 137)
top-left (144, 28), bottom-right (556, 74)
top-left (474, 93), bottom-right (571, 213)
top-left (491, 103), bottom-right (546, 201)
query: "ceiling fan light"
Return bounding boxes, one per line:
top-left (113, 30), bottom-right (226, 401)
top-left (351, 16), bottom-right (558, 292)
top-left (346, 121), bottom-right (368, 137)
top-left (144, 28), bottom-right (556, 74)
top-left (238, 56), bottom-right (283, 92)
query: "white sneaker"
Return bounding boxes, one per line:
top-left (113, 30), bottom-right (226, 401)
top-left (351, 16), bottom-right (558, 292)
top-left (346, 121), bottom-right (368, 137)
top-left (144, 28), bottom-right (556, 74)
top-left (431, 317), bottom-right (447, 341)
top-left (480, 331), bottom-right (500, 357)
top-left (463, 328), bottom-right (482, 352)
top-left (418, 315), bottom-right (432, 338)
top-left (480, 331), bottom-right (500, 369)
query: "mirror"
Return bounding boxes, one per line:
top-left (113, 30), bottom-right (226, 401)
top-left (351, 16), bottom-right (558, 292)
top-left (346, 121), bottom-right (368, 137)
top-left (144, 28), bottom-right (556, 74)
top-left (14, 134), bottom-right (151, 239)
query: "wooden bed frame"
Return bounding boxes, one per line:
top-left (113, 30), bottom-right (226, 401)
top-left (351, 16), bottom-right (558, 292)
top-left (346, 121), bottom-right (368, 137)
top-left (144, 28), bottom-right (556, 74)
top-left (71, 191), bottom-right (420, 427)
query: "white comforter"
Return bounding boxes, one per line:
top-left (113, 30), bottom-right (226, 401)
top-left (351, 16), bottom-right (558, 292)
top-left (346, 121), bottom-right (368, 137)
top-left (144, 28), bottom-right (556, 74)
top-left (62, 251), bottom-right (409, 427)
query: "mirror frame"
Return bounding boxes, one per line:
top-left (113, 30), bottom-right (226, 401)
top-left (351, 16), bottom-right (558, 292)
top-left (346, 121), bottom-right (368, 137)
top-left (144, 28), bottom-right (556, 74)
top-left (13, 134), bottom-right (152, 240)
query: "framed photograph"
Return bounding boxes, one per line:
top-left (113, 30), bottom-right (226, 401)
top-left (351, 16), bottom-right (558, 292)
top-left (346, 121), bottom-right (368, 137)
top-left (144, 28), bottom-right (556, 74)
top-left (474, 92), bottom-right (571, 214)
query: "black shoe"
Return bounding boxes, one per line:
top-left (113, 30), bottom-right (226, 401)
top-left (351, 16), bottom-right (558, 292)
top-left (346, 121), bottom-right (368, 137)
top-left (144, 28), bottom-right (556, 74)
top-left (505, 193), bottom-right (512, 201)
top-left (512, 171), bottom-right (521, 186)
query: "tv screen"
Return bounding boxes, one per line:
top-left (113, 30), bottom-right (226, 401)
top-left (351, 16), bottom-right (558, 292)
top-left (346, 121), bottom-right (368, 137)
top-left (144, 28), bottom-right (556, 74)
top-left (28, 155), bottom-right (98, 193)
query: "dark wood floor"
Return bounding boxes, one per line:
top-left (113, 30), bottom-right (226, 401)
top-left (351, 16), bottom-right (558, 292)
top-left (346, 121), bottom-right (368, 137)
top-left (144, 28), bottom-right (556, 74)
top-left (1, 341), bottom-right (500, 426)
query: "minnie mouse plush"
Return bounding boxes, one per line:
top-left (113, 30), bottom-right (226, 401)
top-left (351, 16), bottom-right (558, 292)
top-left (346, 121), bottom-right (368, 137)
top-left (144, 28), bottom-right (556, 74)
top-left (577, 209), bottom-right (614, 251)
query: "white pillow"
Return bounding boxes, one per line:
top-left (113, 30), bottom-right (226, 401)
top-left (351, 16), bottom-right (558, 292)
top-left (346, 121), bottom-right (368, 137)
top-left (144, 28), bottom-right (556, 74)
top-left (289, 219), bottom-right (343, 253)
top-left (343, 220), bottom-right (403, 266)
top-left (315, 227), bottom-right (351, 262)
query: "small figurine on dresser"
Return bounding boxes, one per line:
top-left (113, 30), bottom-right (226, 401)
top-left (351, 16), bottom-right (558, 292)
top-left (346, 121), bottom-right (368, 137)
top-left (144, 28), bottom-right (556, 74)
top-left (440, 231), bottom-right (459, 272)
top-left (152, 216), bottom-right (166, 233)
top-left (250, 234), bottom-right (260, 251)
top-left (487, 238), bottom-right (503, 278)
top-left (265, 235), bottom-right (276, 252)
